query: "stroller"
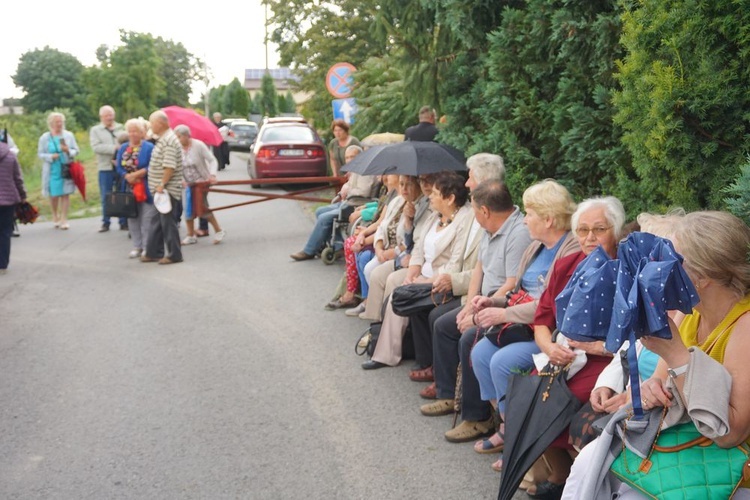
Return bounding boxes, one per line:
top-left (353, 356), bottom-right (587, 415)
top-left (319, 180), bottom-right (384, 265)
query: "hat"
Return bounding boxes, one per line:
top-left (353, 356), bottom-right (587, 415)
top-left (153, 192), bottom-right (172, 214)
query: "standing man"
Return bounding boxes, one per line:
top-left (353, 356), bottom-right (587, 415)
top-left (90, 105), bottom-right (126, 232)
top-left (405, 106), bottom-right (439, 142)
top-left (211, 112), bottom-right (229, 171)
top-left (142, 110), bottom-right (183, 265)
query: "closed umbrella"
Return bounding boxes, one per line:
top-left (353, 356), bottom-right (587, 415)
top-left (161, 106), bottom-right (223, 146)
top-left (341, 141), bottom-right (466, 176)
top-left (69, 161), bottom-right (86, 201)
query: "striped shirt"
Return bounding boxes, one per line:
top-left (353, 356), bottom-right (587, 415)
top-left (148, 129), bottom-right (183, 199)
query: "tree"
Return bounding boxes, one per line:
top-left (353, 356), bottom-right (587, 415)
top-left (613, 0), bottom-right (750, 212)
top-left (278, 91), bottom-right (296, 114)
top-left (153, 37), bottom-right (204, 108)
top-left (13, 47), bottom-right (89, 127)
top-left (258, 73), bottom-right (278, 117)
top-left (222, 78), bottom-right (250, 117)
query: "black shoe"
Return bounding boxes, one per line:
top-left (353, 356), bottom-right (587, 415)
top-left (12, 231), bottom-right (20, 237)
top-left (361, 360), bottom-right (387, 370)
top-left (120, 225), bottom-right (129, 231)
top-left (98, 225), bottom-right (110, 233)
top-left (527, 481), bottom-right (565, 500)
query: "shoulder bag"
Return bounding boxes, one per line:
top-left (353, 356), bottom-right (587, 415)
top-left (104, 183), bottom-right (137, 219)
top-left (391, 283), bottom-right (453, 317)
top-left (610, 411), bottom-right (750, 499)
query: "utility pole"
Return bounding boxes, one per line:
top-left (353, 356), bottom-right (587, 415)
top-left (264, 2), bottom-right (269, 72)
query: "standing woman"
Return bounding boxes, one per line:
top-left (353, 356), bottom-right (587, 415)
top-left (38, 112), bottom-right (78, 229)
top-left (116, 118), bottom-right (155, 258)
top-left (174, 125), bottom-right (225, 245)
top-left (0, 140), bottom-right (26, 273)
top-left (328, 120), bottom-right (361, 177)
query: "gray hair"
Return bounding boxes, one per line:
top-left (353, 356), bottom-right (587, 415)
top-left (99, 105), bottom-right (115, 117)
top-left (47, 112), bottom-right (65, 128)
top-left (467, 153), bottom-right (505, 182)
top-left (124, 118), bottom-right (146, 134)
top-left (174, 124), bottom-right (191, 137)
top-left (345, 145), bottom-right (363, 154)
top-left (571, 196), bottom-right (627, 240)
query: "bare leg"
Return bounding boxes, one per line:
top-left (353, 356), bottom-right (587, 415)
top-left (50, 196), bottom-right (60, 224)
top-left (206, 214), bottom-right (221, 233)
top-left (185, 219), bottom-right (195, 237)
top-left (60, 195), bottom-right (70, 224)
top-left (542, 448), bottom-right (573, 484)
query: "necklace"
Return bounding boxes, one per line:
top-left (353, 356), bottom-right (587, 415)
top-left (437, 208), bottom-right (459, 228)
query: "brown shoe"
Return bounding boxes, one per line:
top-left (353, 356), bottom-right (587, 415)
top-left (290, 251), bottom-right (315, 261)
top-left (140, 255), bottom-right (158, 263)
top-left (409, 365), bottom-right (434, 382)
top-left (158, 257), bottom-right (183, 265)
top-left (444, 417), bottom-right (495, 443)
top-left (420, 399), bottom-right (455, 417)
top-left (419, 382), bottom-right (437, 400)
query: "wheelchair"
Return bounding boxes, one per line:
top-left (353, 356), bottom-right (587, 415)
top-left (319, 191), bottom-right (383, 265)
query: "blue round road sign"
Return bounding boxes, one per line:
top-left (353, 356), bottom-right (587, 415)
top-left (326, 62), bottom-right (356, 98)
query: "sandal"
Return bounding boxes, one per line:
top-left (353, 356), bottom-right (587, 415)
top-left (474, 432), bottom-right (504, 454)
top-left (526, 481), bottom-right (565, 499)
top-left (491, 458), bottom-right (503, 472)
top-left (409, 365), bottom-right (434, 382)
top-left (325, 297), bottom-right (359, 310)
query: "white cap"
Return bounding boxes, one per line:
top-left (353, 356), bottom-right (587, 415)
top-left (153, 192), bottom-right (172, 214)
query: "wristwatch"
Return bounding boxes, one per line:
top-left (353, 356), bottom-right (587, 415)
top-left (667, 363), bottom-right (688, 380)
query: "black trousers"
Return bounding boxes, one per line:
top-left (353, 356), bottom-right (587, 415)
top-left (409, 298), bottom-right (461, 368)
top-left (0, 204), bottom-right (14, 269)
top-left (433, 307), bottom-right (491, 422)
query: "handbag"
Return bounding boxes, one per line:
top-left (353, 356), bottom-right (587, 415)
top-left (355, 321), bottom-right (382, 357)
top-left (506, 288), bottom-right (535, 306)
top-left (391, 283), bottom-right (453, 317)
top-left (15, 201), bottom-right (39, 224)
top-left (104, 184), bottom-right (137, 218)
top-left (610, 415), bottom-right (750, 499)
top-left (132, 181), bottom-right (147, 203)
top-left (482, 323), bottom-right (535, 348)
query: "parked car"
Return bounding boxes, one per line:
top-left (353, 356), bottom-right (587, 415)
top-left (247, 121), bottom-right (328, 180)
top-left (224, 120), bottom-right (258, 151)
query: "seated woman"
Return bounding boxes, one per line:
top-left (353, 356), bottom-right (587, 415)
top-left (468, 179), bottom-right (580, 470)
top-left (518, 196), bottom-right (625, 499)
top-left (355, 174), bottom-right (435, 322)
top-left (362, 171), bottom-right (472, 369)
top-left (562, 210), bottom-right (750, 499)
top-left (325, 174), bottom-right (401, 310)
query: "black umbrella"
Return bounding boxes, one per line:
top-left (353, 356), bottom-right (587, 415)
top-left (341, 141), bottom-right (467, 176)
top-left (498, 365), bottom-right (582, 500)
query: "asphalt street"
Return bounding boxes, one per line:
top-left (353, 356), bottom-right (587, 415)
top-left (0, 153), bottom-right (517, 499)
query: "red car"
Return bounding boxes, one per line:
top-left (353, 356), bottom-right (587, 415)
top-left (247, 120), bottom-right (328, 179)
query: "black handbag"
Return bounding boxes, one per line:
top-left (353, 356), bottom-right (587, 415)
top-left (355, 321), bottom-right (382, 357)
top-left (391, 283), bottom-right (453, 317)
top-left (104, 184), bottom-right (137, 218)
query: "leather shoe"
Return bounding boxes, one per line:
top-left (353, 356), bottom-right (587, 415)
top-left (419, 382), bottom-right (437, 399)
top-left (444, 417), bottom-right (495, 443)
top-left (158, 257), bottom-right (183, 265)
top-left (290, 251), bottom-right (315, 261)
top-left (420, 399), bottom-right (455, 416)
top-left (361, 360), bottom-right (387, 370)
top-left (526, 480), bottom-right (565, 500)
top-left (325, 297), bottom-right (360, 310)
top-left (98, 225), bottom-right (110, 233)
top-left (140, 255), bottom-right (158, 263)
top-left (409, 365), bottom-right (434, 382)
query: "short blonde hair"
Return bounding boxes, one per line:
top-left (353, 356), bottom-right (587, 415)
top-left (47, 112), bottom-right (65, 129)
top-left (636, 208), bottom-right (686, 240)
top-left (522, 179), bottom-right (577, 231)
top-left (125, 118), bottom-right (146, 134)
top-left (674, 211), bottom-right (750, 298)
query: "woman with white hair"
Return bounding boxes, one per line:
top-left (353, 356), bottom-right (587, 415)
top-left (174, 124), bottom-right (225, 245)
top-left (37, 112), bottom-right (79, 229)
top-left (116, 118), bottom-right (155, 258)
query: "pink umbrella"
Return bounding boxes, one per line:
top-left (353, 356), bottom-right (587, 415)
top-left (161, 106), bottom-right (223, 146)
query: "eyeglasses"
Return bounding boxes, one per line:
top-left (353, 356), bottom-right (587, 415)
top-left (575, 225), bottom-right (612, 238)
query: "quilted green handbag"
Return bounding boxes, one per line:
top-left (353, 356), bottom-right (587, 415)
top-left (611, 421), bottom-right (750, 499)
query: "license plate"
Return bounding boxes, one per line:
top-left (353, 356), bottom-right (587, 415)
top-left (279, 149), bottom-right (304, 156)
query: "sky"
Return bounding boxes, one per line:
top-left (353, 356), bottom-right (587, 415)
top-left (0, 0), bottom-right (280, 102)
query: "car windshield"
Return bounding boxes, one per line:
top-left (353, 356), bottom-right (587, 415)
top-left (261, 126), bottom-right (315, 143)
top-left (233, 125), bottom-right (257, 134)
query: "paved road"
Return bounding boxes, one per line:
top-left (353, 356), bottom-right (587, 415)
top-left (0, 155), bottom-right (513, 499)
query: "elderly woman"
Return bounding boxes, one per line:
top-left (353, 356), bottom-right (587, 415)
top-left (174, 125), bottom-right (225, 245)
top-left (562, 210), bottom-right (750, 499)
top-left (115, 119), bottom-right (155, 258)
top-left (38, 112), bottom-right (79, 229)
top-left (467, 180), bottom-right (579, 467)
top-left (362, 171), bottom-right (472, 369)
top-left (513, 196), bottom-right (625, 498)
top-left (328, 119), bottom-right (361, 177)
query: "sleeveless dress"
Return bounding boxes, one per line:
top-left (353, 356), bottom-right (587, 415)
top-left (47, 136), bottom-right (74, 197)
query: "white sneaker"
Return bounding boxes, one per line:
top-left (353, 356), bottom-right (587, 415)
top-left (213, 230), bottom-right (226, 244)
top-left (129, 249), bottom-right (142, 259)
top-left (181, 235), bottom-right (198, 245)
top-left (345, 303), bottom-right (367, 317)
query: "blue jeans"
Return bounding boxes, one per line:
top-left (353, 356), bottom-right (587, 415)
top-left (302, 202), bottom-right (342, 255)
top-left (471, 337), bottom-right (540, 414)
top-left (356, 249), bottom-right (375, 297)
top-left (99, 170), bottom-right (126, 227)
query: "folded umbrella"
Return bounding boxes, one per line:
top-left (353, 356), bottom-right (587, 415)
top-left (341, 141), bottom-right (466, 176)
top-left (69, 161), bottom-right (86, 201)
top-left (498, 365), bottom-right (582, 500)
top-left (161, 106), bottom-right (223, 147)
